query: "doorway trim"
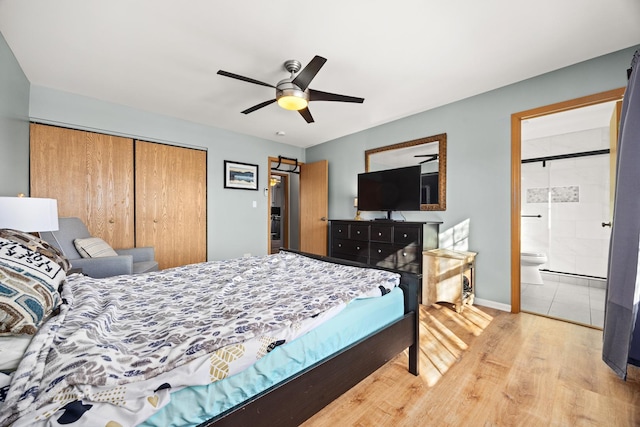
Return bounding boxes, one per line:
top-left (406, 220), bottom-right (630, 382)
top-left (510, 87), bottom-right (625, 313)
top-left (268, 156), bottom-right (301, 254)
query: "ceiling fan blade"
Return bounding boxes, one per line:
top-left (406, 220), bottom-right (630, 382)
top-left (298, 107), bottom-right (314, 123)
top-left (241, 99), bottom-right (277, 114)
top-left (291, 56), bottom-right (327, 91)
top-left (217, 70), bottom-right (275, 88)
top-left (415, 154), bottom-right (438, 162)
top-left (308, 89), bottom-right (364, 104)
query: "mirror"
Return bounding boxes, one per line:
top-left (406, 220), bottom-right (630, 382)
top-left (365, 133), bottom-right (446, 211)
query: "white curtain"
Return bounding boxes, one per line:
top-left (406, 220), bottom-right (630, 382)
top-left (602, 49), bottom-right (640, 380)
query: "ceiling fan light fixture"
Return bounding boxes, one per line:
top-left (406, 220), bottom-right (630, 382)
top-left (276, 88), bottom-right (308, 111)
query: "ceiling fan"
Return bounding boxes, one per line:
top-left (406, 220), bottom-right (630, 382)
top-left (217, 55), bottom-right (364, 123)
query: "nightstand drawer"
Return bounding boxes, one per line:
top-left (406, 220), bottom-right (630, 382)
top-left (371, 224), bottom-right (393, 243)
top-left (350, 224), bottom-right (370, 241)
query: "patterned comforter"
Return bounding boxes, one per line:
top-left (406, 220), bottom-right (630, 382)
top-left (0, 251), bottom-right (400, 426)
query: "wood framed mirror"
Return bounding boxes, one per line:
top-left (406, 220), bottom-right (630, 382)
top-left (365, 133), bottom-right (447, 211)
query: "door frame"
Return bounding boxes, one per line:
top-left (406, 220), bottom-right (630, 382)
top-left (268, 171), bottom-right (290, 254)
top-left (267, 156), bottom-right (300, 253)
top-left (510, 87), bottom-right (625, 313)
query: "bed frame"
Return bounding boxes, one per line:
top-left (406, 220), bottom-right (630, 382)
top-left (200, 250), bottom-right (420, 427)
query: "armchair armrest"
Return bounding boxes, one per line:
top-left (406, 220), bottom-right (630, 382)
top-left (115, 247), bottom-right (155, 263)
top-left (70, 255), bottom-right (134, 278)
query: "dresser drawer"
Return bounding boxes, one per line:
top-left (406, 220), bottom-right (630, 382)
top-left (350, 224), bottom-right (370, 241)
top-left (395, 245), bottom-right (421, 266)
top-left (332, 223), bottom-right (349, 238)
top-left (333, 250), bottom-right (368, 264)
top-left (370, 224), bottom-right (393, 243)
top-left (372, 258), bottom-right (397, 270)
top-left (332, 238), bottom-right (369, 258)
top-left (394, 226), bottom-right (421, 245)
top-left (369, 242), bottom-right (396, 262)
top-left (395, 261), bottom-right (421, 274)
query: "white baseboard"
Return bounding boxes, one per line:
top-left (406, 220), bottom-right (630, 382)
top-left (474, 298), bottom-right (511, 312)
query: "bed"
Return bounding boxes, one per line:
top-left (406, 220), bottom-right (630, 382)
top-left (0, 229), bottom-right (419, 427)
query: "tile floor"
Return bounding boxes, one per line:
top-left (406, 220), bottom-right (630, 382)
top-left (521, 271), bottom-right (606, 328)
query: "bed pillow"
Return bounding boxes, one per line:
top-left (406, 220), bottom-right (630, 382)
top-left (0, 229), bottom-right (70, 273)
top-left (74, 237), bottom-right (118, 258)
top-left (0, 236), bottom-right (64, 335)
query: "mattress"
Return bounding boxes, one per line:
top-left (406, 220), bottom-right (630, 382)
top-left (141, 286), bottom-right (405, 426)
top-left (0, 252), bottom-right (401, 426)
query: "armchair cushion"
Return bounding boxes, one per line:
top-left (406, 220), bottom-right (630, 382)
top-left (40, 217), bottom-right (159, 279)
top-left (74, 237), bottom-right (118, 258)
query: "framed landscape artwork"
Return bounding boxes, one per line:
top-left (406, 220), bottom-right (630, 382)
top-left (224, 160), bottom-right (259, 190)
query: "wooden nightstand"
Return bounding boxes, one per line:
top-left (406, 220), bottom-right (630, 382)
top-left (422, 249), bottom-right (477, 313)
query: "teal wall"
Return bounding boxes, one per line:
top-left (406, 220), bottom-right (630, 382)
top-left (0, 31), bottom-right (30, 196)
top-left (307, 45), bottom-right (639, 307)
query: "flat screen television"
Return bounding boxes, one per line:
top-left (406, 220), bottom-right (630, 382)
top-left (357, 165), bottom-right (422, 219)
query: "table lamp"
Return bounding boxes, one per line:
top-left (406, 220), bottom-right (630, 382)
top-left (0, 196), bottom-right (59, 234)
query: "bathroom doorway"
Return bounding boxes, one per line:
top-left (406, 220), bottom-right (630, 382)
top-left (511, 88), bottom-right (625, 327)
top-left (268, 172), bottom-right (289, 254)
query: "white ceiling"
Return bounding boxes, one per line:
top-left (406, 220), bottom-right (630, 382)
top-left (522, 101), bottom-right (619, 141)
top-left (1, 0), bottom-right (639, 148)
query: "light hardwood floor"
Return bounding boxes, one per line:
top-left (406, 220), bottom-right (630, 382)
top-left (303, 304), bottom-right (640, 426)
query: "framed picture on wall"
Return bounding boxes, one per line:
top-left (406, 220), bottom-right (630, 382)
top-left (224, 160), bottom-right (259, 190)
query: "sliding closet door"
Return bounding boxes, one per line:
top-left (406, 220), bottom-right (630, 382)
top-left (135, 141), bottom-right (207, 269)
top-left (30, 124), bottom-right (135, 248)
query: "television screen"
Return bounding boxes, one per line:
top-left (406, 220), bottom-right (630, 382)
top-left (357, 165), bottom-right (422, 213)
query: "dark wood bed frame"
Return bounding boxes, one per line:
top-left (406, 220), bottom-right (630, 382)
top-left (200, 250), bottom-right (420, 427)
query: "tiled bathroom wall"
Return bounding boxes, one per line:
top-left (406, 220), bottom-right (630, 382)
top-left (521, 127), bottom-right (611, 278)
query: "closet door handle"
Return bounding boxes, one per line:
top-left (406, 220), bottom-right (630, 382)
top-left (602, 221), bottom-right (612, 228)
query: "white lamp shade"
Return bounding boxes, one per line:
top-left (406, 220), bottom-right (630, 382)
top-left (0, 197), bottom-right (59, 232)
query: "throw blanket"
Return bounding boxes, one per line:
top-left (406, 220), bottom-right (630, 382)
top-left (0, 251), bottom-right (399, 426)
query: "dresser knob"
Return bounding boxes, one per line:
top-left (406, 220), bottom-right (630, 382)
top-left (402, 252), bottom-right (407, 257)
top-left (378, 249), bottom-right (382, 253)
top-left (356, 246), bottom-right (360, 250)
top-left (357, 231), bottom-right (360, 234)
top-left (378, 232), bottom-right (382, 236)
top-left (403, 233), bottom-right (408, 238)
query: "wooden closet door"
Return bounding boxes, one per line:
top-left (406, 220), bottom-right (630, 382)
top-left (135, 141), bottom-right (206, 269)
top-left (30, 124), bottom-right (135, 249)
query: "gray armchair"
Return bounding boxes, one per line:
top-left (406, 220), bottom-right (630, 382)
top-left (40, 217), bottom-right (159, 278)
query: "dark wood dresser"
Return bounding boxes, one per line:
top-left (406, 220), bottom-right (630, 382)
top-left (328, 220), bottom-right (441, 274)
